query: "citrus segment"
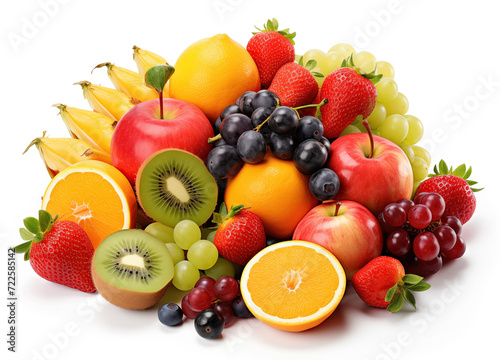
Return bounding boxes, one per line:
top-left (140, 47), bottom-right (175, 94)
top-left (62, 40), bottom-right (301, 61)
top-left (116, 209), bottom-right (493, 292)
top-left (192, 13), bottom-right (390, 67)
top-left (240, 241), bottom-right (346, 332)
top-left (41, 160), bottom-right (137, 249)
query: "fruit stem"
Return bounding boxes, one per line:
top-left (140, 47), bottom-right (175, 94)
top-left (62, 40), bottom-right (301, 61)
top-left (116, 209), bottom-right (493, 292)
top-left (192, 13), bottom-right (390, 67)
top-left (335, 201), bottom-right (342, 216)
top-left (208, 133), bottom-right (221, 144)
top-left (144, 65), bottom-right (175, 121)
top-left (292, 98), bottom-right (329, 112)
top-left (362, 120), bottom-right (374, 158)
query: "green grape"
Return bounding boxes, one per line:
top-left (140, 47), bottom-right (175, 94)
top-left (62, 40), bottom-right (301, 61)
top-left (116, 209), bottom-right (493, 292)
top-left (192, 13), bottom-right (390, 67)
top-left (398, 142), bottom-right (415, 163)
top-left (206, 231), bottom-right (216, 243)
top-left (317, 51), bottom-right (343, 76)
top-left (312, 67), bottom-right (325, 87)
top-left (372, 129), bottom-right (381, 136)
top-left (412, 181), bottom-right (421, 198)
top-left (375, 78), bottom-right (398, 103)
top-left (173, 219), bottom-right (201, 250)
top-left (412, 145), bottom-right (431, 166)
top-left (355, 121), bottom-right (369, 133)
top-left (340, 124), bottom-right (361, 136)
top-left (378, 114), bottom-right (409, 144)
top-left (385, 92), bottom-right (409, 116)
top-left (204, 257), bottom-right (235, 281)
top-left (365, 102), bottom-right (387, 129)
top-left (412, 157), bottom-right (429, 182)
top-left (144, 222), bottom-right (175, 243)
top-left (353, 51), bottom-right (376, 67)
top-left (376, 60), bottom-right (395, 78)
top-left (403, 115), bottom-right (424, 145)
top-left (328, 43), bottom-right (356, 59)
top-left (359, 60), bottom-right (376, 74)
top-left (187, 240), bottom-right (219, 270)
top-left (165, 243), bottom-right (185, 265)
top-left (303, 49), bottom-right (326, 66)
top-left (172, 260), bottom-right (200, 291)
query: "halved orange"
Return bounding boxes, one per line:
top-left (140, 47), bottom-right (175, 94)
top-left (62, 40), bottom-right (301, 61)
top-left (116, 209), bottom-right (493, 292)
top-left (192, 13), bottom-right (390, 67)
top-left (240, 240), bottom-right (346, 332)
top-left (41, 160), bottom-right (137, 249)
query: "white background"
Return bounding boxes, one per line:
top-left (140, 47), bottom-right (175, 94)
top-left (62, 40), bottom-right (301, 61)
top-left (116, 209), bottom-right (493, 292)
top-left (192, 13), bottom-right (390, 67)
top-left (1, 0), bottom-right (499, 359)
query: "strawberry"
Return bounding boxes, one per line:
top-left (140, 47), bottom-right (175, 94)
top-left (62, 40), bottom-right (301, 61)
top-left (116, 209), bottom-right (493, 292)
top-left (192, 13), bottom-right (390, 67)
top-left (212, 204), bottom-right (266, 266)
top-left (320, 57), bottom-right (381, 138)
top-left (351, 256), bottom-right (430, 312)
top-left (268, 61), bottom-right (320, 108)
top-left (415, 160), bottom-right (483, 224)
top-left (13, 210), bottom-right (95, 293)
top-left (247, 18), bottom-right (295, 89)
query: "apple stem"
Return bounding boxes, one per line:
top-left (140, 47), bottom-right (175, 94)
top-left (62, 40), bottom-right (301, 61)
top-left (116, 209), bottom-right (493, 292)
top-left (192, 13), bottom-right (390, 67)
top-left (144, 65), bottom-right (175, 121)
top-left (362, 120), bottom-right (374, 158)
top-left (159, 91), bottom-right (163, 120)
top-left (335, 201), bottom-right (342, 216)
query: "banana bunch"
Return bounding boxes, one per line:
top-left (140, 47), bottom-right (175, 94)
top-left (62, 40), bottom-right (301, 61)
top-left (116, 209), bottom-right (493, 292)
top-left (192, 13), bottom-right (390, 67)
top-left (26, 47), bottom-right (168, 177)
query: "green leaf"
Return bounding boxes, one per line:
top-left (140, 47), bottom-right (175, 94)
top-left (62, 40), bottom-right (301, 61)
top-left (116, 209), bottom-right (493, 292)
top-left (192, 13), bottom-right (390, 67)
top-left (266, 19), bottom-right (274, 31)
top-left (452, 164), bottom-right (466, 178)
top-left (439, 159), bottom-right (449, 174)
top-left (145, 65), bottom-right (175, 93)
top-left (38, 210), bottom-right (52, 233)
top-left (368, 73), bottom-right (383, 85)
top-left (385, 284), bottom-right (398, 302)
top-left (24, 250), bottom-right (30, 261)
top-left (19, 228), bottom-right (34, 241)
top-left (212, 212), bottom-right (223, 225)
top-left (402, 288), bottom-right (416, 309)
top-left (312, 72), bottom-right (324, 78)
top-left (271, 18), bottom-right (279, 30)
top-left (471, 187), bottom-right (484, 192)
top-left (14, 241), bottom-right (32, 255)
top-left (341, 58), bottom-right (348, 68)
top-left (219, 202), bottom-right (228, 218)
top-left (407, 281), bottom-right (431, 292)
top-left (464, 166), bottom-right (472, 180)
top-left (33, 233), bottom-right (44, 243)
top-left (387, 293), bottom-right (404, 313)
top-left (298, 56), bottom-right (304, 66)
top-left (467, 180), bottom-right (478, 186)
top-left (402, 274), bottom-right (423, 285)
top-left (23, 217), bottom-right (39, 234)
top-left (305, 59), bottom-right (317, 70)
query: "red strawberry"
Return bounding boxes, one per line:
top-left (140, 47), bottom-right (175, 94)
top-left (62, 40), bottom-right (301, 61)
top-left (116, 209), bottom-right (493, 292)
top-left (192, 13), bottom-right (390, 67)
top-left (352, 256), bottom-right (430, 312)
top-left (320, 59), bottom-right (380, 138)
top-left (268, 62), bottom-right (319, 108)
top-left (415, 160), bottom-right (482, 224)
top-left (299, 86), bottom-right (322, 117)
top-left (14, 210), bottom-right (95, 293)
top-left (213, 204), bottom-right (266, 266)
top-left (247, 18), bottom-right (295, 89)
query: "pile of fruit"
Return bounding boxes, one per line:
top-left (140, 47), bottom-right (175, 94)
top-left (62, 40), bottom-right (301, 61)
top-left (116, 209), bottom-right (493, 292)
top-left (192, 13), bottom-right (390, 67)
top-left (15, 19), bottom-right (482, 338)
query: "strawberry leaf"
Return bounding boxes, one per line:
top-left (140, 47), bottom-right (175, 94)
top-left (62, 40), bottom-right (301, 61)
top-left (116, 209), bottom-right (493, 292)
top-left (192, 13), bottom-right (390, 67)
top-left (298, 56), bottom-right (304, 66)
top-left (452, 164), bottom-right (466, 178)
top-left (402, 274), bottom-right (423, 285)
top-left (407, 282), bottom-right (431, 292)
top-left (430, 159), bottom-right (483, 192)
top-left (312, 72), bottom-right (324, 78)
top-left (39, 210), bottom-right (52, 233)
top-left (387, 293), bottom-right (404, 312)
top-left (304, 59), bottom-right (317, 71)
top-left (464, 166), bottom-right (472, 180)
top-left (402, 288), bottom-right (416, 309)
top-left (19, 228), bottom-right (34, 241)
top-left (385, 283), bottom-right (398, 302)
top-left (13, 241), bottom-right (32, 254)
top-left (24, 217), bottom-right (39, 234)
top-left (439, 159), bottom-right (449, 174)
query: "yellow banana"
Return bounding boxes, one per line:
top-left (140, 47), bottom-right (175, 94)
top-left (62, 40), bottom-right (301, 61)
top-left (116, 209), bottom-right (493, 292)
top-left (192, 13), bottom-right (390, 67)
top-left (93, 63), bottom-right (158, 103)
top-left (53, 104), bottom-right (115, 154)
top-left (132, 45), bottom-right (168, 75)
top-left (74, 81), bottom-right (135, 122)
top-left (24, 132), bottom-right (113, 178)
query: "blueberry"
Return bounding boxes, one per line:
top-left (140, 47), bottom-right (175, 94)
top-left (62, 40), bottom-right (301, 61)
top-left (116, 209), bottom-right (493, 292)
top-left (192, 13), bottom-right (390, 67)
top-left (295, 116), bottom-right (324, 143)
top-left (236, 130), bottom-right (267, 164)
top-left (158, 303), bottom-right (184, 326)
top-left (231, 296), bottom-right (253, 318)
top-left (309, 168), bottom-right (340, 201)
top-left (293, 139), bottom-right (328, 175)
top-left (194, 309), bottom-right (224, 339)
top-left (206, 145), bottom-right (243, 179)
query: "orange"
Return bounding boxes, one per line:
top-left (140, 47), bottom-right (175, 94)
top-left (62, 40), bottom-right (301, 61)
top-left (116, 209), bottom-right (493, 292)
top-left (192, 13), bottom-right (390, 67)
top-left (169, 34), bottom-right (261, 123)
top-left (240, 240), bottom-right (346, 332)
top-left (225, 152), bottom-right (318, 239)
top-left (41, 160), bottom-right (137, 249)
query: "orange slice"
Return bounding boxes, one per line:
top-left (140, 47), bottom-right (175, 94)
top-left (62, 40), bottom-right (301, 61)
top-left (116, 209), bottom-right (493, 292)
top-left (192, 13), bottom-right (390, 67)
top-left (41, 160), bottom-right (137, 249)
top-left (240, 240), bottom-right (346, 332)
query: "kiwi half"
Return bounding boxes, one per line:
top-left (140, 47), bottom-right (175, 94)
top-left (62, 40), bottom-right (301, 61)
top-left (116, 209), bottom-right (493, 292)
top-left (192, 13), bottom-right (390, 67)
top-left (92, 229), bottom-right (174, 310)
top-left (136, 149), bottom-right (218, 227)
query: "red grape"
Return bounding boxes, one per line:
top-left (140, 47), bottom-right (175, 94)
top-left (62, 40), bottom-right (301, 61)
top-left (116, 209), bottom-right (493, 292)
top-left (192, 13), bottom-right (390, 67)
top-left (442, 236), bottom-right (466, 259)
top-left (413, 192), bottom-right (429, 204)
top-left (187, 287), bottom-right (212, 312)
top-left (441, 215), bottom-right (463, 236)
top-left (214, 276), bottom-right (239, 302)
top-left (433, 225), bottom-right (457, 251)
top-left (408, 204), bottom-right (432, 229)
top-left (416, 255), bottom-right (443, 277)
top-left (383, 203), bottom-right (407, 227)
top-left (396, 198), bottom-right (414, 214)
top-left (195, 276), bottom-right (217, 301)
top-left (211, 301), bottom-right (235, 326)
top-left (419, 193), bottom-right (445, 221)
top-left (386, 229), bottom-right (411, 256)
top-left (413, 232), bottom-right (440, 260)
top-left (181, 294), bottom-right (200, 319)
top-left (377, 212), bottom-right (397, 234)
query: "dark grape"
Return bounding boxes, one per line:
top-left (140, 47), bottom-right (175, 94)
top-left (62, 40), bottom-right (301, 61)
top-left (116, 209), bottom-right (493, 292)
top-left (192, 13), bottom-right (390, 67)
top-left (236, 130), bottom-right (267, 164)
top-left (319, 136), bottom-right (331, 156)
top-left (386, 229), bottom-right (411, 256)
top-left (211, 301), bottom-right (235, 326)
top-left (293, 139), bottom-right (328, 175)
top-left (214, 117), bottom-right (222, 134)
top-left (413, 232), bottom-right (440, 261)
top-left (232, 296), bottom-right (253, 318)
top-left (252, 89), bottom-right (278, 109)
top-left (295, 116), bottom-right (324, 143)
top-left (214, 276), bottom-right (239, 302)
top-left (194, 309), bottom-right (224, 339)
top-left (442, 236), bottom-right (466, 259)
top-left (415, 255), bottom-right (443, 277)
top-left (220, 104), bottom-right (242, 120)
top-left (407, 204), bottom-right (432, 229)
top-left (195, 277), bottom-right (217, 301)
top-left (206, 145), bottom-right (243, 179)
top-left (433, 225), bottom-right (457, 252)
top-left (213, 137), bottom-right (227, 147)
top-left (268, 106), bottom-right (299, 135)
top-left (238, 91), bottom-right (257, 116)
top-left (158, 303), bottom-right (184, 326)
top-left (266, 238), bottom-right (287, 247)
top-left (220, 113), bottom-right (253, 145)
top-left (251, 106), bottom-right (273, 128)
top-left (269, 132), bottom-right (295, 160)
top-left (309, 168), bottom-right (340, 201)
top-left (383, 203), bottom-right (407, 227)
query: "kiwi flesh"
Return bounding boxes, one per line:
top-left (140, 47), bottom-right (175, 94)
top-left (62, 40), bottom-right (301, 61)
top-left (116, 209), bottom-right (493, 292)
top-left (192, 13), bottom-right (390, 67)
top-left (136, 149), bottom-right (218, 228)
top-left (92, 229), bottom-right (174, 310)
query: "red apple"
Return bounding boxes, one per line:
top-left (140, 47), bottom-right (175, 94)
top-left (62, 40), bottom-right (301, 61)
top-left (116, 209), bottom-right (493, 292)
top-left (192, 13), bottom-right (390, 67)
top-left (111, 98), bottom-right (214, 185)
top-left (327, 126), bottom-right (413, 215)
top-left (293, 201), bottom-right (383, 280)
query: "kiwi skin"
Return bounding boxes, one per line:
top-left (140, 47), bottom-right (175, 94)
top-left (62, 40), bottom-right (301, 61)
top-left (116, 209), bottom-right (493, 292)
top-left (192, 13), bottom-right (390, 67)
top-left (91, 257), bottom-right (171, 310)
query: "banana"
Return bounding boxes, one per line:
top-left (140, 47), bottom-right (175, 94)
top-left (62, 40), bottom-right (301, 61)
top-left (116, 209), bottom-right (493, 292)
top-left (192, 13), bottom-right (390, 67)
top-left (74, 81), bottom-right (135, 122)
top-left (93, 63), bottom-right (158, 103)
top-left (24, 132), bottom-right (113, 178)
top-left (53, 104), bottom-right (115, 154)
top-left (132, 45), bottom-right (168, 75)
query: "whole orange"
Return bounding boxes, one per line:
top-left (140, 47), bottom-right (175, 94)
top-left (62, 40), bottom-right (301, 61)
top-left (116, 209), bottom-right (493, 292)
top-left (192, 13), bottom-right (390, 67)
top-left (169, 34), bottom-right (261, 123)
top-left (225, 152), bottom-right (318, 239)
